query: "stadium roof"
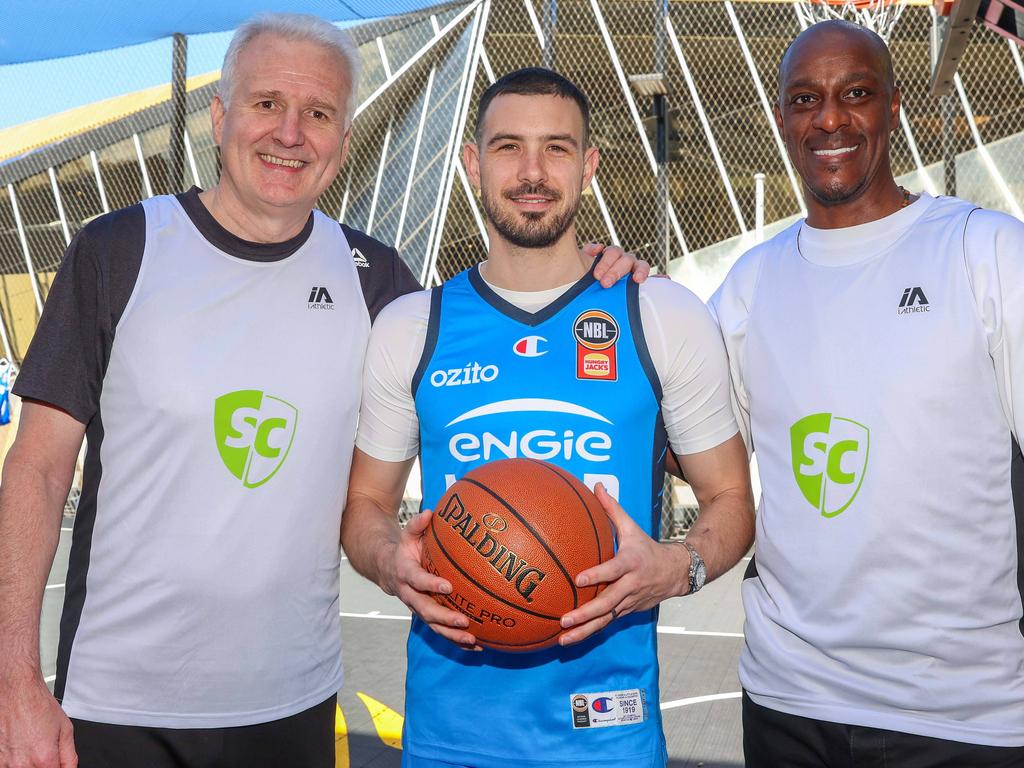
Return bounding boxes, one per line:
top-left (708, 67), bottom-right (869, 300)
top-left (0, 72), bottom-right (221, 163)
top-left (0, 1), bottom-right (442, 64)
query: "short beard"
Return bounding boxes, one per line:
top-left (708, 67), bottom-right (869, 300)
top-left (481, 183), bottom-right (579, 248)
top-left (807, 167), bottom-right (869, 205)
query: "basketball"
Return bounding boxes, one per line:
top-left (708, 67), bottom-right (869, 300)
top-left (420, 458), bottom-right (615, 652)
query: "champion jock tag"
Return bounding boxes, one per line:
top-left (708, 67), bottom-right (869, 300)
top-left (573, 309), bottom-right (618, 381)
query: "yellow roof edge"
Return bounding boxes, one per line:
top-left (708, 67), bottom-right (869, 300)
top-left (0, 70), bottom-right (220, 163)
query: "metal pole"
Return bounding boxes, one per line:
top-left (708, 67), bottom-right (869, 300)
top-left (542, 0), bottom-right (557, 69)
top-left (755, 173), bottom-right (766, 242)
top-left (0, 308), bottom-right (13, 361)
top-left (655, 0), bottom-right (669, 270)
top-left (942, 92), bottom-right (956, 196)
top-left (169, 33), bottom-right (188, 194)
top-left (7, 184), bottom-right (44, 316)
top-left (654, 93), bottom-right (669, 271)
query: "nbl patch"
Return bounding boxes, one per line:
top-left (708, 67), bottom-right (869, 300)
top-left (573, 309), bottom-right (618, 381)
top-left (569, 688), bottom-right (646, 729)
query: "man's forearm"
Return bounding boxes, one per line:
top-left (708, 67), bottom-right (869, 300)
top-left (683, 487), bottom-right (754, 583)
top-left (0, 456), bottom-right (70, 678)
top-left (341, 495), bottom-right (404, 593)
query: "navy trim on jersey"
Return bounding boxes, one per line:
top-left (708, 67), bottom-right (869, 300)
top-left (55, 413), bottom-right (105, 701)
top-left (466, 262), bottom-right (597, 327)
top-left (1010, 437), bottom-right (1024, 638)
top-left (627, 279), bottom-right (662, 403)
top-left (650, 410), bottom-right (668, 537)
top-left (411, 286), bottom-right (444, 398)
top-left (744, 555), bottom-right (759, 581)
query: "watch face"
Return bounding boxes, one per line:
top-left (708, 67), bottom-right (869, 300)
top-left (694, 561), bottom-right (707, 588)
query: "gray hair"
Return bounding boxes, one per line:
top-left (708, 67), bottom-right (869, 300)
top-left (219, 13), bottom-right (362, 129)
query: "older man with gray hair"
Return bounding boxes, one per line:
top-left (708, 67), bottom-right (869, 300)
top-left (0, 13), bottom-right (417, 768)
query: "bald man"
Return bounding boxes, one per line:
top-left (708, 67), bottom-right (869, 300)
top-left (710, 20), bottom-right (1024, 767)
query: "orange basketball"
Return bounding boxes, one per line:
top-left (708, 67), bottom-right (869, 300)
top-left (421, 458), bottom-right (615, 652)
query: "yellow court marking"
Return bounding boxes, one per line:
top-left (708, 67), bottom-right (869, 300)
top-left (335, 703), bottom-right (350, 768)
top-left (356, 692), bottom-right (404, 750)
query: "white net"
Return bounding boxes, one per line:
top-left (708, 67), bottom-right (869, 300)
top-left (793, 0), bottom-right (909, 39)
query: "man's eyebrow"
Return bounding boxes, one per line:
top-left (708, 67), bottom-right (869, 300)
top-left (782, 71), bottom-right (880, 92)
top-left (305, 97), bottom-right (339, 114)
top-left (486, 132), bottom-right (579, 147)
top-left (249, 90), bottom-right (338, 113)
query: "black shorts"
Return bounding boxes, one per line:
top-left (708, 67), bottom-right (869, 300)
top-left (742, 692), bottom-right (1024, 768)
top-left (71, 694), bottom-right (335, 768)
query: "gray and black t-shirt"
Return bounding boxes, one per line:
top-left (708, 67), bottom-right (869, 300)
top-left (16, 188), bottom-right (420, 727)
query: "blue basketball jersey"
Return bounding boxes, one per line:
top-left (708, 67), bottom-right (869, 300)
top-left (406, 265), bottom-right (667, 767)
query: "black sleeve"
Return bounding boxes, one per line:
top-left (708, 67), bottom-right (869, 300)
top-left (13, 205), bottom-right (145, 425)
top-left (341, 223), bottom-right (423, 323)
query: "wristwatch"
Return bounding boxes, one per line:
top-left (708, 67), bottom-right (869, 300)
top-left (682, 541), bottom-right (707, 595)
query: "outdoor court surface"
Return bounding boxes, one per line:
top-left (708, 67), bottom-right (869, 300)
top-left (43, 519), bottom-right (748, 767)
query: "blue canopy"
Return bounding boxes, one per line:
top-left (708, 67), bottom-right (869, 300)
top-left (0, 1), bottom-right (442, 64)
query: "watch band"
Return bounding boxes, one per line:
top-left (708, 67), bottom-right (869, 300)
top-left (682, 540), bottom-right (706, 595)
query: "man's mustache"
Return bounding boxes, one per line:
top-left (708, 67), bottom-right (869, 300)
top-left (502, 183), bottom-right (562, 201)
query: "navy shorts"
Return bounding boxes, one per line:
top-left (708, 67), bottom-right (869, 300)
top-left (71, 694), bottom-right (335, 768)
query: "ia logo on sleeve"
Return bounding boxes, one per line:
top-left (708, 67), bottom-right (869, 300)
top-left (214, 390), bottom-right (298, 488)
top-left (790, 413), bottom-right (869, 518)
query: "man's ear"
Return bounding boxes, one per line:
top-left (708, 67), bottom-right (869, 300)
top-left (211, 95), bottom-right (226, 146)
top-left (463, 142), bottom-right (482, 191)
top-left (889, 85), bottom-right (902, 132)
top-left (581, 146), bottom-right (600, 192)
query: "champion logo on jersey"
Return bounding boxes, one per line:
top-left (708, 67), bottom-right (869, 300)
top-left (513, 335), bottom-right (547, 357)
top-left (897, 286), bottom-right (929, 315)
top-left (308, 286), bottom-right (335, 310)
top-left (352, 248), bottom-right (370, 268)
top-left (592, 697), bottom-right (614, 713)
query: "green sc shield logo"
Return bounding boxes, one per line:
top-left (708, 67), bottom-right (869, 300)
top-left (214, 390), bottom-right (298, 488)
top-left (790, 413), bottom-right (869, 518)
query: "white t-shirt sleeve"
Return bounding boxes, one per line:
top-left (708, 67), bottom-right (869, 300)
top-left (639, 278), bottom-right (738, 456)
top-left (707, 246), bottom-right (765, 454)
top-left (963, 207), bottom-right (1024, 443)
top-left (355, 290), bottom-right (431, 462)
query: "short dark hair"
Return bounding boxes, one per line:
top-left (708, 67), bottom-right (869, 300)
top-left (475, 67), bottom-right (591, 146)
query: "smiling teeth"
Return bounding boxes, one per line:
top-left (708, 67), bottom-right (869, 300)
top-left (259, 154), bottom-right (304, 168)
top-left (814, 146), bottom-right (856, 157)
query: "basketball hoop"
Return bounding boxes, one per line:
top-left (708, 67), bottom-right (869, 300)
top-left (793, 0), bottom-right (909, 40)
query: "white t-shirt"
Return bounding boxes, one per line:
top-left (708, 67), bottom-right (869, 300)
top-left (710, 193), bottom-right (1024, 746)
top-left (357, 273), bottom-right (738, 463)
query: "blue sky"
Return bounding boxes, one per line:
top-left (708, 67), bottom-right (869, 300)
top-left (0, 18), bottom-right (367, 130)
top-left (0, 29), bottom-right (236, 129)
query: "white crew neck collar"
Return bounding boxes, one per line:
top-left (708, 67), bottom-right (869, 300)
top-left (480, 273), bottom-right (578, 312)
top-left (797, 192), bottom-right (935, 267)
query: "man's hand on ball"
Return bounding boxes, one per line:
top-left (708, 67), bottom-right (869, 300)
top-left (387, 510), bottom-right (480, 649)
top-left (557, 484), bottom-right (688, 646)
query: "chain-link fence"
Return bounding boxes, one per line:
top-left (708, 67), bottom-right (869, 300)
top-left (3, 0), bottom-right (1023, 535)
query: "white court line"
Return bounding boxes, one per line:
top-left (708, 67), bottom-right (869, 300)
top-left (45, 583), bottom-right (64, 591)
top-left (660, 691), bottom-right (742, 711)
top-left (658, 627), bottom-right (743, 638)
top-left (341, 611), bottom-right (410, 621)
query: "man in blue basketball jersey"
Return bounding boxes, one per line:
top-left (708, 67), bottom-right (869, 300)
top-left (342, 68), bottom-right (754, 767)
